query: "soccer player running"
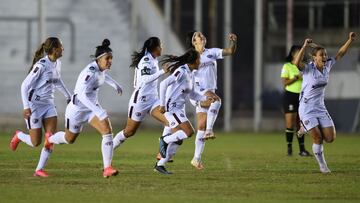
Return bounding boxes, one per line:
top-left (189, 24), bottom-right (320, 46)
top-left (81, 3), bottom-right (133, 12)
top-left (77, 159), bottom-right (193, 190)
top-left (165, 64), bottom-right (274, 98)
top-left (10, 37), bottom-right (71, 177)
top-left (46, 39), bottom-right (123, 178)
top-left (281, 45), bottom-right (311, 156)
top-left (294, 32), bottom-right (356, 173)
top-left (186, 31), bottom-right (237, 169)
top-left (154, 49), bottom-right (215, 174)
top-left (112, 37), bottom-right (171, 151)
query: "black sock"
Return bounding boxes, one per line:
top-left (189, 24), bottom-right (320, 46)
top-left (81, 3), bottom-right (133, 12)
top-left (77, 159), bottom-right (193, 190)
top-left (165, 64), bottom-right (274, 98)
top-left (297, 135), bottom-right (305, 152)
top-left (286, 128), bottom-right (294, 148)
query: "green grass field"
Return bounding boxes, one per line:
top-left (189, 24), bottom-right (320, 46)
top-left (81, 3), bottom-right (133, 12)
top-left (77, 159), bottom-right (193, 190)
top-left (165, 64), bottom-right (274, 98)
top-left (0, 131), bottom-right (359, 203)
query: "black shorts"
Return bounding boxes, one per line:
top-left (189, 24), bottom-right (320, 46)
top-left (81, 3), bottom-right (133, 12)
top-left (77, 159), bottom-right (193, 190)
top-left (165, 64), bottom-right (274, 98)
top-left (283, 91), bottom-right (299, 113)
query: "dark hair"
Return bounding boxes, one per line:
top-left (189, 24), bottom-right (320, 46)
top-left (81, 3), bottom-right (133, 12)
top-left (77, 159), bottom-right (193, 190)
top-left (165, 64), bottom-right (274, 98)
top-left (161, 49), bottom-right (199, 73)
top-left (130, 37), bottom-right (161, 68)
top-left (29, 37), bottom-right (61, 73)
top-left (311, 46), bottom-right (325, 57)
top-left (185, 31), bottom-right (196, 49)
top-left (95, 39), bottom-right (112, 59)
top-left (285, 45), bottom-right (301, 62)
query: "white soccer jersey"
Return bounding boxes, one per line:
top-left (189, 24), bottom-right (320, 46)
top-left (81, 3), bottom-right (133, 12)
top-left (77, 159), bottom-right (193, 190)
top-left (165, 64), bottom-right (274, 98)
top-left (299, 57), bottom-right (336, 119)
top-left (160, 65), bottom-right (206, 111)
top-left (193, 48), bottom-right (223, 94)
top-left (133, 52), bottom-right (165, 97)
top-left (72, 61), bottom-right (122, 120)
top-left (21, 55), bottom-right (71, 109)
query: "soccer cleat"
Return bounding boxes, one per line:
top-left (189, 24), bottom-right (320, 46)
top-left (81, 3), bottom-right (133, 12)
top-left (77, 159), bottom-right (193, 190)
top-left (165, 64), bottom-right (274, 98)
top-left (44, 132), bottom-right (54, 150)
top-left (159, 137), bottom-right (168, 159)
top-left (191, 158), bottom-right (204, 170)
top-left (299, 150), bottom-right (312, 157)
top-left (103, 166), bottom-right (119, 178)
top-left (203, 130), bottom-right (216, 140)
top-left (320, 165), bottom-right (331, 174)
top-left (33, 169), bottom-right (49, 177)
top-left (10, 130), bottom-right (21, 151)
top-left (154, 163), bottom-right (172, 174)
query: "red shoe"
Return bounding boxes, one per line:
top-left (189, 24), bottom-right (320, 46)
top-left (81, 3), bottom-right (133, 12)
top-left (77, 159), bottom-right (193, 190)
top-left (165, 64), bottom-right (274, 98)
top-left (10, 130), bottom-right (21, 151)
top-left (103, 166), bottom-right (119, 178)
top-left (33, 169), bottom-right (49, 177)
top-left (44, 132), bottom-right (54, 150)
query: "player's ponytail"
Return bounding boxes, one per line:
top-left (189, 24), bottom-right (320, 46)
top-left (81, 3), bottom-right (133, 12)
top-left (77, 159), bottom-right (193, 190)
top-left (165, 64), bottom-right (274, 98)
top-left (161, 49), bottom-right (199, 73)
top-left (29, 37), bottom-right (61, 73)
top-left (130, 37), bottom-right (161, 68)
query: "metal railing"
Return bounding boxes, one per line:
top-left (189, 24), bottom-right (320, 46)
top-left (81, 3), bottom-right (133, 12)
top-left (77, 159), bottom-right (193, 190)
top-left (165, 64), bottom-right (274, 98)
top-left (0, 16), bottom-right (76, 62)
top-left (268, 0), bottom-right (360, 31)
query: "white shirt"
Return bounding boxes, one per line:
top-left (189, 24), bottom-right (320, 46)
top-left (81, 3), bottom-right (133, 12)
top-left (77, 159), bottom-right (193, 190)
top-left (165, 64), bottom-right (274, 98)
top-left (159, 64), bottom-right (206, 111)
top-left (21, 55), bottom-right (71, 109)
top-left (133, 52), bottom-right (165, 98)
top-left (299, 57), bottom-right (336, 117)
top-left (193, 48), bottom-right (223, 94)
top-left (73, 61), bottom-right (122, 120)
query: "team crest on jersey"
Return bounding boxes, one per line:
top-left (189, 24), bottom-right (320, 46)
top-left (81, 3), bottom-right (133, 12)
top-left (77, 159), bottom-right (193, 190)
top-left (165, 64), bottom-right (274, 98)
top-left (207, 54), bottom-right (213, 58)
top-left (33, 119), bottom-right (39, 124)
top-left (89, 66), bottom-right (96, 72)
top-left (40, 59), bottom-right (46, 63)
top-left (135, 112), bottom-right (142, 117)
top-left (144, 57), bottom-right (149, 62)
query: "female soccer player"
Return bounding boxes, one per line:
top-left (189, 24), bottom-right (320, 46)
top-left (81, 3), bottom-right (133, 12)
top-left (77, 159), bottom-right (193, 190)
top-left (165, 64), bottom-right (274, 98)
top-left (281, 45), bottom-right (311, 156)
top-left (10, 37), bottom-right (71, 177)
top-left (185, 31), bottom-right (237, 169)
top-left (294, 32), bottom-right (356, 173)
top-left (112, 37), bottom-right (170, 150)
top-left (154, 49), bottom-right (214, 174)
top-left (47, 39), bottom-right (123, 178)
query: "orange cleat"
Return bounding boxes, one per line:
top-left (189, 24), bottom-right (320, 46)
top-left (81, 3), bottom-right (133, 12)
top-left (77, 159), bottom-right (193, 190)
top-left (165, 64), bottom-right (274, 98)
top-left (103, 166), bottom-right (119, 178)
top-left (10, 130), bottom-right (21, 151)
top-left (33, 169), bottom-right (49, 177)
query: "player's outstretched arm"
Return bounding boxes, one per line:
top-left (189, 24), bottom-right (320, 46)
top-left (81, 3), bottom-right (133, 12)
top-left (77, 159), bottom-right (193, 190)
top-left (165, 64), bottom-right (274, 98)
top-left (335, 32), bottom-right (356, 61)
top-left (293, 38), bottom-right (312, 70)
top-left (222, 33), bottom-right (237, 56)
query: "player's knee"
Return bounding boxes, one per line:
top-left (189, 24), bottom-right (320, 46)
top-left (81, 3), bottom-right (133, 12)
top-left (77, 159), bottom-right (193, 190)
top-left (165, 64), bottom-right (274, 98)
top-left (124, 129), bottom-right (136, 137)
top-left (197, 121), bottom-right (206, 131)
top-left (66, 136), bottom-right (77, 144)
top-left (186, 129), bottom-right (194, 137)
top-left (33, 140), bottom-right (41, 147)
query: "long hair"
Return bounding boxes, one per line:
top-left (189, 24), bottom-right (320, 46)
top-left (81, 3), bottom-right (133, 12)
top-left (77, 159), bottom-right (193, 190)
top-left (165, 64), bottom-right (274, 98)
top-left (29, 37), bottom-right (61, 73)
top-left (161, 49), bottom-right (199, 73)
top-left (285, 45), bottom-right (301, 62)
top-left (130, 37), bottom-right (161, 68)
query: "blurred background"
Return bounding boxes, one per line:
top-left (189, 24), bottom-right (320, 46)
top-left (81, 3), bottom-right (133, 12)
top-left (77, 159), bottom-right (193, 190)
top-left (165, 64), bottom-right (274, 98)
top-left (0, 0), bottom-right (359, 132)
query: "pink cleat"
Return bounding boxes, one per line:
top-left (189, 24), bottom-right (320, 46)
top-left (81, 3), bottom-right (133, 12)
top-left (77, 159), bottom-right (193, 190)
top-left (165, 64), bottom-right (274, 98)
top-left (33, 169), bottom-right (49, 177)
top-left (44, 132), bottom-right (54, 150)
top-left (103, 166), bottom-right (119, 178)
top-left (191, 158), bottom-right (204, 170)
top-left (10, 130), bottom-right (21, 151)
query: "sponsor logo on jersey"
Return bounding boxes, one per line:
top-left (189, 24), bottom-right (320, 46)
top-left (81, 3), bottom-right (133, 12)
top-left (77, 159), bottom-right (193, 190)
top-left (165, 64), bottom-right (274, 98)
top-left (141, 66), bottom-right (151, 75)
top-left (33, 67), bottom-right (39, 73)
top-left (199, 61), bottom-right (215, 69)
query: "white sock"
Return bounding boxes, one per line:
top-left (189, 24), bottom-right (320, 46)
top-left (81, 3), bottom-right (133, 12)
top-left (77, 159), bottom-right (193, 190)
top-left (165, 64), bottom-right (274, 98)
top-left (163, 130), bottom-right (188, 144)
top-left (113, 130), bottom-right (127, 150)
top-left (194, 130), bottom-right (205, 160)
top-left (312, 143), bottom-right (327, 168)
top-left (17, 131), bottom-right (34, 147)
top-left (35, 147), bottom-right (52, 171)
top-left (162, 126), bottom-right (172, 137)
top-left (157, 142), bottom-right (179, 166)
top-left (49, 131), bottom-right (68, 144)
top-left (206, 101), bottom-right (221, 131)
top-left (101, 134), bottom-right (113, 168)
